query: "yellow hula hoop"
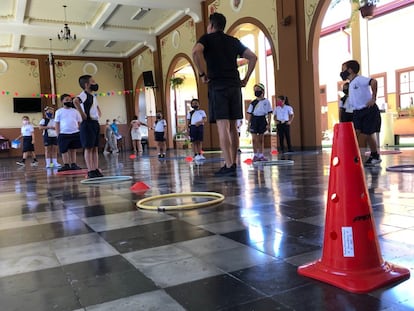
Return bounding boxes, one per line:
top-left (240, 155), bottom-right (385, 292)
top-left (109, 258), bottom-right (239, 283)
top-left (136, 192), bottom-right (225, 211)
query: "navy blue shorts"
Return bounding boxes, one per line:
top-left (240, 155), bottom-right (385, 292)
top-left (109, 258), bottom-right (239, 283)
top-left (58, 133), bottom-right (82, 153)
top-left (43, 136), bottom-right (58, 146)
top-left (353, 104), bottom-right (381, 135)
top-left (22, 136), bottom-right (34, 152)
top-left (189, 125), bottom-right (204, 142)
top-left (249, 115), bottom-right (267, 134)
top-left (155, 131), bottom-right (165, 142)
top-left (80, 120), bottom-right (100, 148)
top-left (208, 85), bottom-right (242, 123)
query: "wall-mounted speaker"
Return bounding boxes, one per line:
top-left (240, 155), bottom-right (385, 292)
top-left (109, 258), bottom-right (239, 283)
top-left (143, 71), bottom-right (155, 87)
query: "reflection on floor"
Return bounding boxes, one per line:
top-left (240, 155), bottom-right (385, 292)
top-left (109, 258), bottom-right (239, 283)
top-left (0, 147), bottom-right (413, 311)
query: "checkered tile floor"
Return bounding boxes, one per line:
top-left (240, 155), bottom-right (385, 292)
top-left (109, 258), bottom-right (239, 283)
top-left (0, 149), bottom-right (413, 310)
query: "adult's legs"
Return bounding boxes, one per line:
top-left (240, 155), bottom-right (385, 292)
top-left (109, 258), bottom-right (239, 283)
top-left (229, 120), bottom-right (239, 164)
top-left (217, 119), bottom-right (233, 168)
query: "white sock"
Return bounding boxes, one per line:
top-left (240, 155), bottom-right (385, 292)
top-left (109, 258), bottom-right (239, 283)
top-left (46, 158), bottom-right (51, 167)
top-left (52, 158), bottom-right (59, 165)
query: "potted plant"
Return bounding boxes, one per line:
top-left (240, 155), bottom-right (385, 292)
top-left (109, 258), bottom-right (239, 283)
top-left (359, 0), bottom-right (378, 18)
top-left (330, 0), bottom-right (379, 20)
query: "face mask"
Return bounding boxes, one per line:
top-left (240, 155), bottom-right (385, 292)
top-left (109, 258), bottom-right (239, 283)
top-left (64, 101), bottom-right (74, 108)
top-left (90, 83), bottom-right (99, 92)
top-left (343, 88), bottom-right (349, 95)
top-left (191, 105), bottom-right (199, 110)
top-left (340, 70), bottom-right (350, 81)
top-left (46, 112), bottom-right (53, 118)
top-left (254, 90), bottom-right (263, 97)
top-left (277, 100), bottom-right (283, 106)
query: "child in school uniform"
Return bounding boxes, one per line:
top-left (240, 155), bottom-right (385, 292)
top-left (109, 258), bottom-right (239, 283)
top-left (152, 112), bottom-right (167, 158)
top-left (73, 74), bottom-right (103, 178)
top-left (187, 99), bottom-right (207, 161)
top-left (39, 106), bottom-right (60, 168)
top-left (15, 115), bottom-right (38, 166)
top-left (246, 83), bottom-right (273, 161)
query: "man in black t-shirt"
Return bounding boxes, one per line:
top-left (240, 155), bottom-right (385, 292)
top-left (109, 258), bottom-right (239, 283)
top-left (192, 12), bottom-right (257, 176)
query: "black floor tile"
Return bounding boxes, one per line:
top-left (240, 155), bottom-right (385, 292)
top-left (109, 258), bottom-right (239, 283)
top-left (0, 219), bottom-right (93, 248)
top-left (74, 269), bottom-right (158, 307)
top-left (62, 255), bottom-right (137, 280)
top-left (224, 297), bottom-right (294, 311)
top-left (165, 274), bottom-right (264, 311)
top-left (100, 219), bottom-right (214, 253)
top-left (0, 267), bottom-right (80, 311)
top-left (230, 261), bottom-right (311, 296)
top-left (272, 282), bottom-right (388, 311)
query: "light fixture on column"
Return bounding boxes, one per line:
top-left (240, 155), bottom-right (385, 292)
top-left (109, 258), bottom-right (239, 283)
top-left (57, 5), bottom-right (76, 41)
top-left (47, 38), bottom-right (55, 65)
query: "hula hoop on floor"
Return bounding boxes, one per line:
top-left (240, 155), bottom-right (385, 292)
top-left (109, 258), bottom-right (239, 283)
top-left (136, 192), bottom-right (225, 211)
top-left (386, 165), bottom-right (414, 173)
top-left (80, 176), bottom-right (133, 184)
top-left (253, 160), bottom-right (294, 166)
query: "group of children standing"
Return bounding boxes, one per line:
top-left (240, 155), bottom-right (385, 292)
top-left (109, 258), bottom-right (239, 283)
top-left (15, 74), bottom-right (103, 179)
top-left (246, 83), bottom-right (294, 160)
top-left (15, 79), bottom-right (294, 173)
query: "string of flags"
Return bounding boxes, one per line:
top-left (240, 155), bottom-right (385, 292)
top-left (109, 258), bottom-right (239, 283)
top-left (1, 88), bottom-right (148, 98)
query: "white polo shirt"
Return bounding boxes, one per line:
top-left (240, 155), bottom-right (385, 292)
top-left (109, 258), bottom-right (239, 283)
top-left (247, 98), bottom-right (273, 116)
top-left (348, 75), bottom-right (373, 110)
top-left (274, 105), bottom-right (294, 122)
top-left (187, 109), bottom-right (207, 125)
top-left (55, 107), bottom-right (82, 134)
top-left (78, 91), bottom-right (100, 120)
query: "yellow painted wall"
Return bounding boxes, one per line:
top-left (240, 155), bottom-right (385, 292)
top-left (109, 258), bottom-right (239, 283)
top-left (54, 59), bottom-right (127, 123)
top-left (0, 57), bottom-right (42, 127)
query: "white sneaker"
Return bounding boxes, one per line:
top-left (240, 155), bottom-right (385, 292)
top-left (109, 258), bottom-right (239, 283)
top-left (194, 155), bottom-right (201, 161)
top-left (31, 161), bottom-right (38, 167)
top-left (198, 154), bottom-right (206, 160)
top-left (365, 156), bottom-right (382, 167)
top-left (53, 162), bottom-right (62, 168)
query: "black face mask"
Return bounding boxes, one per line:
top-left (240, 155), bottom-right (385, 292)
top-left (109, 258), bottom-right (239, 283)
top-left (343, 88), bottom-right (349, 95)
top-left (64, 101), bottom-right (74, 108)
top-left (340, 70), bottom-right (350, 81)
top-left (191, 105), bottom-right (199, 110)
top-left (90, 84), bottom-right (99, 92)
top-left (254, 90), bottom-right (263, 97)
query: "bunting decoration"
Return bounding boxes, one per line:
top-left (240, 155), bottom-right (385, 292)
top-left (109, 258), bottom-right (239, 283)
top-left (0, 88), bottom-right (148, 98)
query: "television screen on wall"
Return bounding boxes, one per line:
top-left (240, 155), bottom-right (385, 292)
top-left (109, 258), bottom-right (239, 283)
top-left (13, 97), bottom-right (42, 113)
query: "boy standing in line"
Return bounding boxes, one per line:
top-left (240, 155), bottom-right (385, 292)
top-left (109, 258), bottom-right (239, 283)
top-left (340, 60), bottom-right (381, 166)
top-left (39, 106), bottom-right (60, 168)
top-left (246, 83), bottom-right (273, 161)
top-left (73, 75), bottom-right (103, 178)
top-left (55, 94), bottom-right (83, 172)
top-left (152, 112), bottom-right (167, 158)
top-left (187, 98), bottom-right (207, 161)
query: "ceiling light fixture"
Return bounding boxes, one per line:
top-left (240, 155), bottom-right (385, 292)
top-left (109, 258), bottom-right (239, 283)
top-left (57, 5), bottom-right (76, 41)
top-left (131, 8), bottom-right (151, 21)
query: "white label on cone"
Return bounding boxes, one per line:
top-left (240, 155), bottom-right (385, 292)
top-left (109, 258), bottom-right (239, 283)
top-left (342, 227), bottom-right (355, 257)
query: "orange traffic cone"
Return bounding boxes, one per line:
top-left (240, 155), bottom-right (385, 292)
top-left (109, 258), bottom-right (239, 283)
top-left (298, 122), bottom-right (410, 293)
top-left (130, 181), bottom-right (150, 192)
top-left (243, 158), bottom-right (253, 165)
